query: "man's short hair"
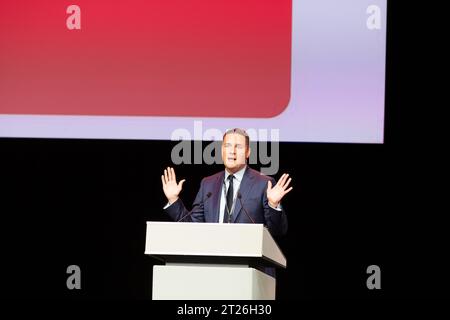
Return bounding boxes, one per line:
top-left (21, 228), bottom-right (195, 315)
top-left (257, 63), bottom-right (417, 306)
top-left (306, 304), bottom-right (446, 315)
top-left (223, 128), bottom-right (250, 149)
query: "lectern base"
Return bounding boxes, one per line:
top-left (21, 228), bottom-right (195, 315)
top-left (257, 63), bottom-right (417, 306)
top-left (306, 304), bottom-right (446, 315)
top-left (152, 265), bottom-right (276, 300)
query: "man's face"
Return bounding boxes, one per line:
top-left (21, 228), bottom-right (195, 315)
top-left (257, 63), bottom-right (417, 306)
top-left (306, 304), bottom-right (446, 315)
top-left (222, 133), bottom-right (250, 173)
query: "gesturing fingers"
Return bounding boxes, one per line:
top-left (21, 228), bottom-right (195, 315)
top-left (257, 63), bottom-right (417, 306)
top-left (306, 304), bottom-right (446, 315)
top-left (164, 168), bottom-right (169, 183)
top-left (276, 174), bottom-right (286, 187)
top-left (161, 174), bottom-right (166, 186)
top-left (284, 186), bottom-right (293, 195)
top-left (283, 177), bottom-right (292, 190)
top-left (167, 167), bottom-right (172, 181)
top-left (171, 167), bottom-right (176, 182)
top-left (276, 174), bottom-right (293, 192)
top-left (277, 173), bottom-right (290, 188)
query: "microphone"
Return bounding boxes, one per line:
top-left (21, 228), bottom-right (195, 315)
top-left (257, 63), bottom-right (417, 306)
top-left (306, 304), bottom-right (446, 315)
top-left (177, 192), bottom-right (212, 222)
top-left (237, 193), bottom-right (255, 224)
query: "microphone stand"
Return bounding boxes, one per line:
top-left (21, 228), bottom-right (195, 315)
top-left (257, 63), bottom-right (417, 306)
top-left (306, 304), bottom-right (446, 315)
top-left (177, 192), bottom-right (212, 222)
top-left (237, 193), bottom-right (255, 224)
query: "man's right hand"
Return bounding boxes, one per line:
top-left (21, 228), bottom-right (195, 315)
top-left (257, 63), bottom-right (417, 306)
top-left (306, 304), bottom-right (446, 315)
top-left (161, 166), bottom-right (185, 204)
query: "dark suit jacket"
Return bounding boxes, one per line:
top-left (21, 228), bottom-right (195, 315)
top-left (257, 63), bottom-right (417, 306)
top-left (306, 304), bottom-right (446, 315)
top-left (165, 167), bottom-right (288, 236)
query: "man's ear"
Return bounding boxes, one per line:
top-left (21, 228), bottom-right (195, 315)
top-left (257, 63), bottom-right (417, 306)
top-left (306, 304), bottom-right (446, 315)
top-left (246, 147), bottom-right (251, 159)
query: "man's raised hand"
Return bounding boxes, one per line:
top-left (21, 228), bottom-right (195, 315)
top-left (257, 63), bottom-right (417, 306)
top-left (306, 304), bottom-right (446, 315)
top-left (161, 167), bottom-right (185, 204)
top-left (267, 173), bottom-right (293, 208)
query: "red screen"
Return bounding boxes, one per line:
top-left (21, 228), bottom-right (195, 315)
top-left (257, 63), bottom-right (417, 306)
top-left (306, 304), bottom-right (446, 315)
top-left (0, 0), bottom-right (292, 117)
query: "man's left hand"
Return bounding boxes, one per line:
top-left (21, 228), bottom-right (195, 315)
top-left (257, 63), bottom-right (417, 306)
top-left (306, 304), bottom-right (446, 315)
top-left (267, 173), bottom-right (293, 208)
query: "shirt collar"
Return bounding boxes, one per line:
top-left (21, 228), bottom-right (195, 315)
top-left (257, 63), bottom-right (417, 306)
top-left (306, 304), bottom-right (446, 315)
top-left (225, 165), bottom-right (246, 183)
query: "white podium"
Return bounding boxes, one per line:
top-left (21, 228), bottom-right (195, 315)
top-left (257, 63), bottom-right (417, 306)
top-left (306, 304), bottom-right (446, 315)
top-left (144, 222), bottom-right (286, 300)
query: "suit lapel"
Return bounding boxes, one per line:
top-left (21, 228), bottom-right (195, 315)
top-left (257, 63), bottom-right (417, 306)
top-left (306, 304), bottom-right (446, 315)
top-left (231, 168), bottom-right (255, 223)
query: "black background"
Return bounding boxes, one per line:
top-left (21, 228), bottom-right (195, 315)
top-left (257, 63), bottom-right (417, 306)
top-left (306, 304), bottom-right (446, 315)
top-left (0, 1), bottom-right (446, 300)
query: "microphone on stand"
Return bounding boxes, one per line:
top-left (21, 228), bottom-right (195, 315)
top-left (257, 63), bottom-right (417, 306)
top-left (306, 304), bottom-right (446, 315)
top-left (177, 192), bottom-right (212, 222)
top-left (237, 192), bottom-right (255, 224)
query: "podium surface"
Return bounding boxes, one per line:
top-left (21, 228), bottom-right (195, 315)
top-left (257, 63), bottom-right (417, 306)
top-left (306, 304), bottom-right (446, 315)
top-left (145, 222), bottom-right (286, 300)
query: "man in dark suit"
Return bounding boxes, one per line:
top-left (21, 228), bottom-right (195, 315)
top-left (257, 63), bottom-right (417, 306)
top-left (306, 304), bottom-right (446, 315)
top-left (161, 128), bottom-right (292, 237)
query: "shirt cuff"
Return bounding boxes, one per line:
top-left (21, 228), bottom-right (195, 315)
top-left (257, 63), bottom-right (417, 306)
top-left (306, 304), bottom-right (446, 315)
top-left (163, 201), bottom-right (172, 210)
top-left (269, 203), bottom-right (282, 211)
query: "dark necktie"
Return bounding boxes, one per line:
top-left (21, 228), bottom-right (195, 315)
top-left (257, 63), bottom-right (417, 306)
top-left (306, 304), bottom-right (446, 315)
top-left (223, 174), bottom-right (234, 223)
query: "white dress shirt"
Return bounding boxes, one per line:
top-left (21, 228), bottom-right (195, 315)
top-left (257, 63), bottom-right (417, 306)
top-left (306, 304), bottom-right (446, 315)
top-left (218, 166), bottom-right (247, 223)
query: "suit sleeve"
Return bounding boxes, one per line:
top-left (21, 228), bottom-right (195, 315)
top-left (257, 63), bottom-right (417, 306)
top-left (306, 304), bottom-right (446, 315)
top-left (164, 179), bottom-right (206, 222)
top-left (263, 177), bottom-right (288, 236)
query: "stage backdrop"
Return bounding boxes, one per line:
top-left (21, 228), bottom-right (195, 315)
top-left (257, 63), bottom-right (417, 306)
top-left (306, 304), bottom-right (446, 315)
top-left (0, 0), bottom-right (386, 143)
